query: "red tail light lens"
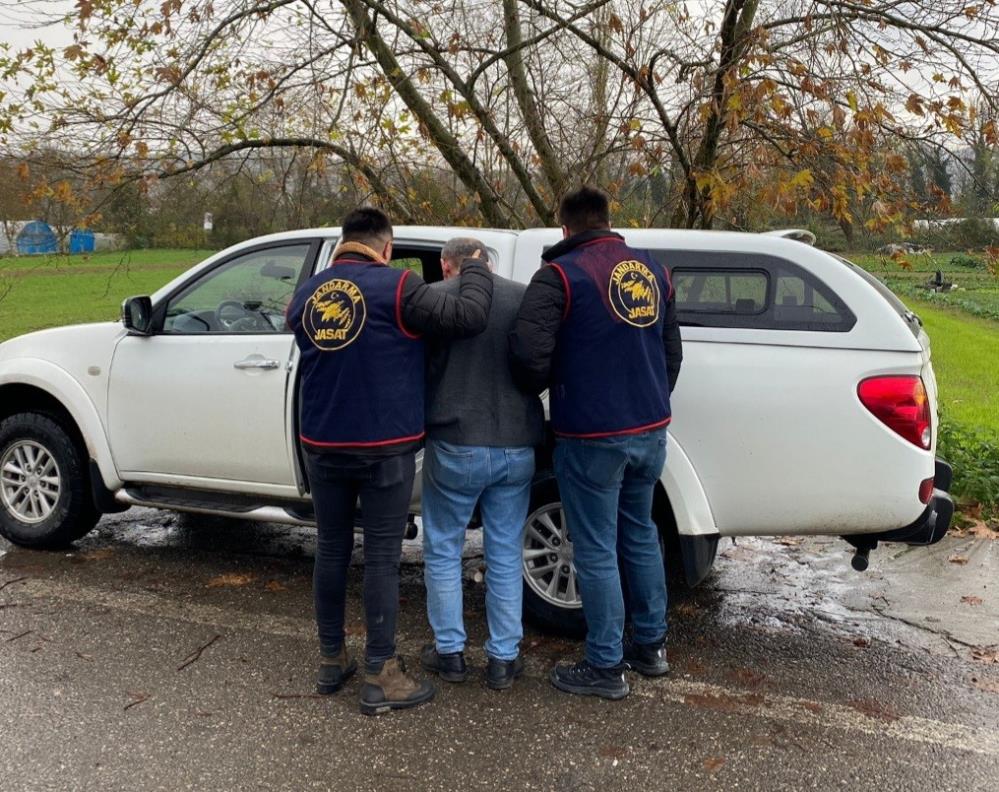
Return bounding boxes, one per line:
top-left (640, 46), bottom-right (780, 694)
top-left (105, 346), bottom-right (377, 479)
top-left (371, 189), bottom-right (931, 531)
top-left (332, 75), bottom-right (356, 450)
top-left (857, 376), bottom-right (932, 449)
top-left (918, 477), bottom-right (934, 504)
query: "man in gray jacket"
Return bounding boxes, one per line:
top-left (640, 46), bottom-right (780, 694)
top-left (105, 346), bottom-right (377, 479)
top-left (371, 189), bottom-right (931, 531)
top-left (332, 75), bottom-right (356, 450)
top-left (420, 237), bottom-right (544, 690)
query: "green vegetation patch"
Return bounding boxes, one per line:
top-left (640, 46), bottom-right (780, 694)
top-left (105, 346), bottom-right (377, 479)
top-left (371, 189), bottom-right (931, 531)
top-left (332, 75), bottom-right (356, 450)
top-left (848, 250), bottom-right (999, 322)
top-left (905, 299), bottom-right (999, 437)
top-left (937, 421), bottom-right (999, 512)
top-left (0, 249), bottom-right (212, 340)
top-left (0, 249), bottom-right (214, 273)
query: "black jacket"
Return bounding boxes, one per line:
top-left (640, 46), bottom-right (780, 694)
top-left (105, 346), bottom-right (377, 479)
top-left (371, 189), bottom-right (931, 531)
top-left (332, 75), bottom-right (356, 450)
top-left (398, 257), bottom-right (493, 337)
top-left (509, 229), bottom-right (683, 395)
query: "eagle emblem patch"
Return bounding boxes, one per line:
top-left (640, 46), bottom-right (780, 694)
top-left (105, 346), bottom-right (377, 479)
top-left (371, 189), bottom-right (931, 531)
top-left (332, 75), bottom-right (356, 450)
top-left (609, 260), bottom-right (660, 327)
top-left (303, 278), bottom-right (366, 350)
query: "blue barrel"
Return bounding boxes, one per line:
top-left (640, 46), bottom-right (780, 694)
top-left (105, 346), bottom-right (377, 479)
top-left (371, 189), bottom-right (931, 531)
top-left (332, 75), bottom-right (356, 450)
top-left (69, 229), bottom-right (96, 254)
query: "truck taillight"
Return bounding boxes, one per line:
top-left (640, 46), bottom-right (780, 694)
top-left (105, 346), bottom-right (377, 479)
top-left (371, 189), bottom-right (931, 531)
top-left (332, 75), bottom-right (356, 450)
top-left (919, 477), bottom-right (934, 504)
top-left (857, 375), bottom-right (932, 450)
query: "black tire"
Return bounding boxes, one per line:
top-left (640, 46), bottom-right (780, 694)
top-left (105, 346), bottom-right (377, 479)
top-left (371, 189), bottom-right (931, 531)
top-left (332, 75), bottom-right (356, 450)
top-left (0, 412), bottom-right (100, 549)
top-left (521, 476), bottom-right (587, 637)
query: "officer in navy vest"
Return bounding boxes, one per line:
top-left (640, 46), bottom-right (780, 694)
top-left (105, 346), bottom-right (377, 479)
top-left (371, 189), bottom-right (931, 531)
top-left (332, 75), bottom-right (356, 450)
top-left (548, 237), bottom-right (673, 437)
top-left (292, 248), bottom-right (424, 450)
top-left (287, 207), bottom-right (492, 715)
top-left (511, 186), bottom-right (683, 701)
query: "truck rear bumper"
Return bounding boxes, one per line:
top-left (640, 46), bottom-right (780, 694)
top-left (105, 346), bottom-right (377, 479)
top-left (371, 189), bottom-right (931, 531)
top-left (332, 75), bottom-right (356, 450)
top-left (844, 459), bottom-right (954, 555)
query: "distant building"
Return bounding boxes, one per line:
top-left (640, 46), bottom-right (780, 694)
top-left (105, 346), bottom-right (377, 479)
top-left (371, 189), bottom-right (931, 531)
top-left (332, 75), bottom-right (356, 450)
top-left (912, 217), bottom-right (999, 231)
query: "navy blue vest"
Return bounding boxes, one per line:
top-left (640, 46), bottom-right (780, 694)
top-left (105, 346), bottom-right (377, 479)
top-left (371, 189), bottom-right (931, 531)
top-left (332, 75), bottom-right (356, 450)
top-left (549, 237), bottom-right (672, 437)
top-left (289, 259), bottom-right (424, 450)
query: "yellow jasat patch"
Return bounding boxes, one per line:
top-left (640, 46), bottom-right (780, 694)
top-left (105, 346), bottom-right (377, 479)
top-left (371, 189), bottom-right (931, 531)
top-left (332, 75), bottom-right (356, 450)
top-left (608, 260), bottom-right (661, 327)
top-left (303, 278), bottom-right (367, 351)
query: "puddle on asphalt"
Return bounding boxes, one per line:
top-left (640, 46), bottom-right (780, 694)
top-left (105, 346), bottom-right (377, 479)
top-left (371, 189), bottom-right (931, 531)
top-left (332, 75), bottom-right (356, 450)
top-left (706, 534), bottom-right (999, 653)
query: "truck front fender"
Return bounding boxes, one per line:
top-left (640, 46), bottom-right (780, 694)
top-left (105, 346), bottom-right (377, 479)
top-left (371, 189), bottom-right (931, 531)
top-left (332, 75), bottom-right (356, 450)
top-left (0, 359), bottom-right (121, 491)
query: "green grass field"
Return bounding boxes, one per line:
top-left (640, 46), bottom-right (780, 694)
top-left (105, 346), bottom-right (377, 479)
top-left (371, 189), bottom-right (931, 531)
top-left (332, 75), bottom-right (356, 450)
top-left (0, 249), bottom-right (213, 340)
top-left (905, 299), bottom-right (999, 436)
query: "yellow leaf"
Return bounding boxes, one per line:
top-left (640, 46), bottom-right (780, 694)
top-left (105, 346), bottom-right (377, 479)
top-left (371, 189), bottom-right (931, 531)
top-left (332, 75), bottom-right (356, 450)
top-left (846, 91), bottom-right (858, 112)
top-left (789, 169), bottom-right (814, 189)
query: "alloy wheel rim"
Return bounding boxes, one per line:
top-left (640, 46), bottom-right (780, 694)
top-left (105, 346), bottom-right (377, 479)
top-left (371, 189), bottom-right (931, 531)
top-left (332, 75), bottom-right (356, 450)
top-left (522, 501), bottom-right (582, 609)
top-left (0, 440), bottom-right (62, 524)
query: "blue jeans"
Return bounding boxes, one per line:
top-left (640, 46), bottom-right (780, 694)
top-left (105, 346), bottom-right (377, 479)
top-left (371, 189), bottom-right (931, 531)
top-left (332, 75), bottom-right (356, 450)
top-left (422, 440), bottom-right (535, 661)
top-left (554, 429), bottom-right (669, 668)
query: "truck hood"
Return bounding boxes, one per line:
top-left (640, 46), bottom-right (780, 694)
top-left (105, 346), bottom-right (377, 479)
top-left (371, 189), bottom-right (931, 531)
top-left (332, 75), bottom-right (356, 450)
top-left (0, 322), bottom-right (125, 367)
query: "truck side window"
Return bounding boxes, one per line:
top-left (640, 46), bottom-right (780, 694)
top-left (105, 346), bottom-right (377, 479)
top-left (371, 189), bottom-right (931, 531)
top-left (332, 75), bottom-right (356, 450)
top-left (390, 245), bottom-right (445, 283)
top-left (651, 250), bottom-right (856, 332)
top-left (163, 244), bottom-right (312, 334)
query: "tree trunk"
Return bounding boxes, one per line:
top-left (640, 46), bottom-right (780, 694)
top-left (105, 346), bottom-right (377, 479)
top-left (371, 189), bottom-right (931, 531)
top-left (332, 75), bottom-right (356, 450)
top-left (674, 0), bottom-right (760, 229)
top-left (501, 0), bottom-right (565, 199)
top-left (838, 217), bottom-right (855, 247)
top-left (341, 0), bottom-right (512, 227)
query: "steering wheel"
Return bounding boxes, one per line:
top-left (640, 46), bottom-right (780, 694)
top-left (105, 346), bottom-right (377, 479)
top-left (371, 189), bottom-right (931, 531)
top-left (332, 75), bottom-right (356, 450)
top-left (215, 300), bottom-right (273, 332)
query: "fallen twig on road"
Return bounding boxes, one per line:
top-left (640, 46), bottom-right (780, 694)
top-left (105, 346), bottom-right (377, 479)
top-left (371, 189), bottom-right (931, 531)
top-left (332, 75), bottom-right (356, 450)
top-left (272, 692), bottom-right (327, 700)
top-left (6, 630), bottom-right (32, 643)
top-left (0, 576), bottom-right (27, 593)
top-left (177, 634), bottom-right (221, 671)
top-left (124, 692), bottom-right (150, 711)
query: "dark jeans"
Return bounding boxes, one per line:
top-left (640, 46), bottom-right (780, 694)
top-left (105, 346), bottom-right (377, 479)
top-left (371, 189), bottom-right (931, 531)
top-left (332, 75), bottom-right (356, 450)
top-left (305, 450), bottom-right (415, 669)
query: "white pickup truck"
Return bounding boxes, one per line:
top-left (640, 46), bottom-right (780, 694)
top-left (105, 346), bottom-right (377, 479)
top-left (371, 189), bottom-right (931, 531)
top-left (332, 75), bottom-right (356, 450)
top-left (0, 227), bottom-right (954, 632)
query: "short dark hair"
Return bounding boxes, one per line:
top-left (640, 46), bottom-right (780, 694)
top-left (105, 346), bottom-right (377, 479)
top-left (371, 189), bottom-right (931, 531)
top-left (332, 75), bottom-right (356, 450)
top-left (340, 206), bottom-right (392, 245)
top-left (558, 186), bottom-right (611, 233)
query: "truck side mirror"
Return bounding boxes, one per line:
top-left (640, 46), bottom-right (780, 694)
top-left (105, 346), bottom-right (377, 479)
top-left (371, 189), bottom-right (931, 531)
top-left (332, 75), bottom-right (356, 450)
top-left (122, 296), bottom-right (154, 335)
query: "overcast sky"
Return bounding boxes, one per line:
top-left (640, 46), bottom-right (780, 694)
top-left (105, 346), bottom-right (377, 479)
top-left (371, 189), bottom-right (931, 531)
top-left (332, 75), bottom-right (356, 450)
top-left (0, 1), bottom-right (74, 52)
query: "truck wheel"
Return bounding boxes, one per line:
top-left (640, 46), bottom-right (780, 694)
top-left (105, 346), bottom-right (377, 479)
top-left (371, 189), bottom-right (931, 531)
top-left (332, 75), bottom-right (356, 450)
top-left (522, 477), bottom-right (681, 638)
top-left (522, 477), bottom-right (587, 637)
top-left (0, 413), bottom-right (100, 549)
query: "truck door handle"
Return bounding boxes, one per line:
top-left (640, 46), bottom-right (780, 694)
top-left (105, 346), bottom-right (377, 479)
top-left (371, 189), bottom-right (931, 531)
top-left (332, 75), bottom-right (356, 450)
top-left (233, 356), bottom-right (281, 370)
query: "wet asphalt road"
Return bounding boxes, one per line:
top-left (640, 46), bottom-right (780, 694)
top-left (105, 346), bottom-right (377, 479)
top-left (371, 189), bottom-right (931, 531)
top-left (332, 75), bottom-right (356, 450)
top-left (1, 509), bottom-right (998, 792)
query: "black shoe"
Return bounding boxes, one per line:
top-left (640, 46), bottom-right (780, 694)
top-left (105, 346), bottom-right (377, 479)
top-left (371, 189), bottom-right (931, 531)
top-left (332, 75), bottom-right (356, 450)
top-left (623, 640), bottom-right (670, 677)
top-left (420, 643), bottom-right (468, 683)
top-left (486, 655), bottom-right (524, 691)
top-left (317, 647), bottom-right (357, 695)
top-left (549, 659), bottom-right (629, 700)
